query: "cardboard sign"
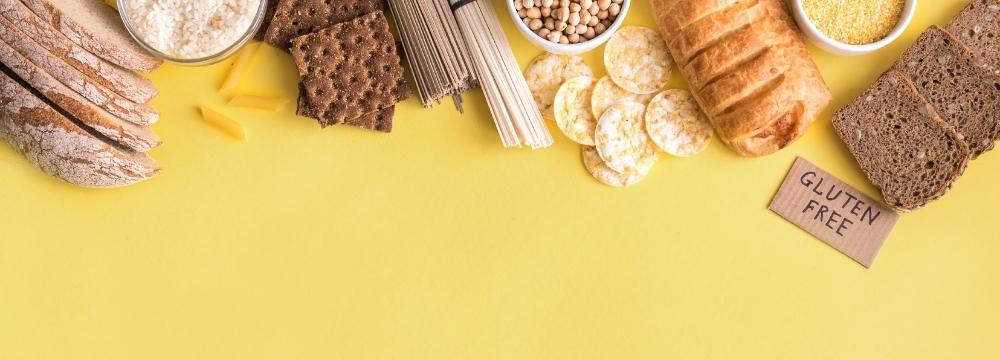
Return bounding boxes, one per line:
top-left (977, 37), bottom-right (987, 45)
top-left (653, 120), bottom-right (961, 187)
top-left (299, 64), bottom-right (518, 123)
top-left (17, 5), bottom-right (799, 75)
top-left (769, 157), bottom-right (899, 267)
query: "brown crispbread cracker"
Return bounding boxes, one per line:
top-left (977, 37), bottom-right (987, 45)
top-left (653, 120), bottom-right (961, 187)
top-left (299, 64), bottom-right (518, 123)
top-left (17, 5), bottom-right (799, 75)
top-left (263, 0), bottom-right (386, 49)
top-left (296, 84), bottom-right (395, 133)
top-left (290, 11), bottom-right (409, 128)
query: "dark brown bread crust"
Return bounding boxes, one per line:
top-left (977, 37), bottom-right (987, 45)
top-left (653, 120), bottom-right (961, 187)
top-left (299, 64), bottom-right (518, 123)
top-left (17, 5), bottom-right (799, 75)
top-left (893, 26), bottom-right (1000, 158)
top-left (833, 70), bottom-right (971, 211)
top-left (946, 0), bottom-right (1000, 75)
top-left (263, 0), bottom-right (385, 49)
top-left (289, 11), bottom-right (408, 128)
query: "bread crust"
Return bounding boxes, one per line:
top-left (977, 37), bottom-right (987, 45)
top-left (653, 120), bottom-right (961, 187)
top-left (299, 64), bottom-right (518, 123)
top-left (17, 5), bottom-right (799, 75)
top-left (20, 0), bottom-right (162, 72)
top-left (0, 15), bottom-right (158, 126)
top-left (0, 0), bottom-right (157, 104)
top-left (0, 71), bottom-right (158, 188)
top-left (0, 38), bottom-right (160, 152)
top-left (651, 0), bottom-right (832, 157)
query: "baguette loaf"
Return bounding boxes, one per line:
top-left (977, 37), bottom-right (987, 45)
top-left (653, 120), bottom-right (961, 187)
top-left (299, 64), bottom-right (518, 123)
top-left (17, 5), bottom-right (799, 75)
top-left (0, 15), bottom-right (158, 126)
top-left (0, 0), bottom-right (157, 104)
top-left (650, 0), bottom-right (832, 157)
top-left (20, 0), bottom-right (161, 72)
top-left (0, 39), bottom-right (160, 152)
top-left (0, 70), bottom-right (158, 188)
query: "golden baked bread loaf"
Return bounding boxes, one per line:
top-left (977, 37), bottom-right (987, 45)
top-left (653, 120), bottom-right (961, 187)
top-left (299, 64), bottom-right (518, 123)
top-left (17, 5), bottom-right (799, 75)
top-left (650, 0), bottom-right (832, 157)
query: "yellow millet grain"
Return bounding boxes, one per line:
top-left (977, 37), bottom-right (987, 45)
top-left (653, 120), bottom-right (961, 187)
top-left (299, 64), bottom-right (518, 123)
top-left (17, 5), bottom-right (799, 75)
top-left (802, 0), bottom-right (904, 45)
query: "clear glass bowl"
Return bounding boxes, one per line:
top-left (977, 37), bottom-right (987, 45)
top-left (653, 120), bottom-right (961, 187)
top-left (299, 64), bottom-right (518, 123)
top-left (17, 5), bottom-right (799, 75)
top-left (117, 0), bottom-right (269, 66)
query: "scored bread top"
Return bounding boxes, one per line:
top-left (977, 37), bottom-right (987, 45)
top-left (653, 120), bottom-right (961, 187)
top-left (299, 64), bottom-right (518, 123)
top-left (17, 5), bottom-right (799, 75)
top-left (0, 71), bottom-right (158, 188)
top-left (650, 0), bottom-right (832, 157)
top-left (946, 0), bottom-right (1000, 76)
top-left (893, 26), bottom-right (1000, 158)
top-left (833, 70), bottom-right (970, 211)
top-left (20, 0), bottom-right (162, 72)
top-left (0, 15), bottom-right (158, 126)
top-left (0, 0), bottom-right (158, 104)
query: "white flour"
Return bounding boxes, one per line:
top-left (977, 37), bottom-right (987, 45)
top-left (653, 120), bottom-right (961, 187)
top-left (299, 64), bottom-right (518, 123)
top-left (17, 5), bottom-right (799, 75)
top-left (122, 0), bottom-right (261, 59)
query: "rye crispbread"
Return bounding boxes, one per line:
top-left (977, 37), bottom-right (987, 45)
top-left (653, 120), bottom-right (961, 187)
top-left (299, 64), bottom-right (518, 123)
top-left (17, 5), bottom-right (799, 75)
top-left (290, 11), bottom-right (409, 129)
top-left (833, 70), bottom-right (971, 211)
top-left (263, 0), bottom-right (386, 49)
top-left (893, 26), bottom-right (1000, 158)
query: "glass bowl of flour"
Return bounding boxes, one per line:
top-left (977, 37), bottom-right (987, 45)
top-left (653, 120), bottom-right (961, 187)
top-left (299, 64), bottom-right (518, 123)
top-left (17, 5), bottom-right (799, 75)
top-left (118, 0), bottom-right (268, 65)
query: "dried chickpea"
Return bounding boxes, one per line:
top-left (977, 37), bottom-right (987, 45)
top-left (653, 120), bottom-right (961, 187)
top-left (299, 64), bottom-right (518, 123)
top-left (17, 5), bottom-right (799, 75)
top-left (597, 0), bottom-right (610, 10)
top-left (584, 27), bottom-right (596, 39)
top-left (541, 7), bottom-right (550, 16)
top-left (517, 8), bottom-right (526, 17)
top-left (524, 0), bottom-right (534, 7)
top-left (569, 3), bottom-right (581, 12)
top-left (575, 24), bottom-right (588, 34)
top-left (528, 18), bottom-right (543, 30)
top-left (569, 33), bottom-right (580, 43)
top-left (515, 0), bottom-right (524, 10)
top-left (547, 31), bottom-right (562, 42)
top-left (608, 3), bottom-right (620, 16)
top-left (539, 28), bottom-right (551, 37)
top-left (559, 35), bottom-right (569, 44)
top-left (526, 7), bottom-right (541, 18)
top-left (544, 17), bottom-right (554, 29)
top-left (541, 0), bottom-right (553, 7)
top-left (568, 12), bottom-right (580, 25)
top-left (597, 9), bottom-right (608, 19)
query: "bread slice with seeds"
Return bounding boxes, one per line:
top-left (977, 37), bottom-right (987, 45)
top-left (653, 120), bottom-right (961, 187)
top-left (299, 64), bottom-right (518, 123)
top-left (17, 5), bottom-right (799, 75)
top-left (833, 70), bottom-right (970, 211)
top-left (893, 26), bottom-right (1000, 158)
top-left (946, 0), bottom-right (1000, 76)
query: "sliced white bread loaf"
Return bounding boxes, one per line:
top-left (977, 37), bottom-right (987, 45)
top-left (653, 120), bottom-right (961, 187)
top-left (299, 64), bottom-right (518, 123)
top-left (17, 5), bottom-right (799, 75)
top-left (0, 15), bottom-right (158, 126)
top-left (20, 0), bottom-right (161, 72)
top-left (0, 39), bottom-right (160, 152)
top-left (0, 69), bottom-right (158, 188)
top-left (0, 0), bottom-right (157, 104)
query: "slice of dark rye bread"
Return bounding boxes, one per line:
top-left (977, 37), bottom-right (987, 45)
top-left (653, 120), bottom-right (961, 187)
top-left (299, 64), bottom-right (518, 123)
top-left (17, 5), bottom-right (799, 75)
top-left (893, 26), bottom-right (1000, 158)
top-left (833, 70), bottom-right (971, 211)
top-left (947, 0), bottom-right (1000, 75)
top-left (0, 67), bottom-right (158, 188)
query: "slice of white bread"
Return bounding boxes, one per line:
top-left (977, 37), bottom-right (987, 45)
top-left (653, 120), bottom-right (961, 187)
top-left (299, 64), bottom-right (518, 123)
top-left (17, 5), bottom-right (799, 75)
top-left (20, 0), bottom-right (161, 72)
top-left (0, 15), bottom-right (158, 126)
top-left (893, 26), bottom-right (1000, 158)
top-left (0, 38), bottom-right (160, 152)
top-left (833, 70), bottom-right (971, 211)
top-left (0, 69), bottom-right (158, 188)
top-left (0, 0), bottom-right (157, 104)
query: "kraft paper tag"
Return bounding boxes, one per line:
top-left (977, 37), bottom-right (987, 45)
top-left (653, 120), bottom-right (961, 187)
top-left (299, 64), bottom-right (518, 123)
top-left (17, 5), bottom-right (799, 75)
top-left (769, 157), bottom-right (899, 268)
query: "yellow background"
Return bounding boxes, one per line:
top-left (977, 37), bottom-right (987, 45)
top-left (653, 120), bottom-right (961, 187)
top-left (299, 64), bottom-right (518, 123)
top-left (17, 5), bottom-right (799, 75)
top-left (1, 0), bottom-right (998, 358)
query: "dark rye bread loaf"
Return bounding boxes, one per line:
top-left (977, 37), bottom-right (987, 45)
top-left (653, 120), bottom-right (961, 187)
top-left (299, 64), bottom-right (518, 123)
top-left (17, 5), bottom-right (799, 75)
top-left (893, 26), bottom-right (1000, 158)
top-left (833, 70), bottom-right (971, 211)
top-left (947, 0), bottom-right (1000, 76)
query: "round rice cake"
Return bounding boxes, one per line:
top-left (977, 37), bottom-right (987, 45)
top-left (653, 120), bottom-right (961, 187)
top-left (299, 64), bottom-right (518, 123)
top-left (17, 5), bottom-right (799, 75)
top-left (553, 76), bottom-right (598, 145)
top-left (581, 145), bottom-right (655, 187)
top-left (591, 76), bottom-right (655, 120)
top-left (524, 52), bottom-right (594, 120)
top-left (604, 26), bottom-right (673, 95)
top-left (594, 102), bottom-right (659, 174)
top-left (644, 89), bottom-right (713, 157)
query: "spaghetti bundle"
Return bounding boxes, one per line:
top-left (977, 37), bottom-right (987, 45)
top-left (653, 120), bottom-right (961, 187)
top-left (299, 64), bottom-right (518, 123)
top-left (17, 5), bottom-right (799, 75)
top-left (387, 0), bottom-right (477, 110)
top-left (450, 0), bottom-right (553, 149)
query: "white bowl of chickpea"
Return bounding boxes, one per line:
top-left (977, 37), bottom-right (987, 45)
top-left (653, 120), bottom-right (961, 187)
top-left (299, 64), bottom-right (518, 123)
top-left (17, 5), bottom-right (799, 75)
top-left (509, 0), bottom-right (630, 55)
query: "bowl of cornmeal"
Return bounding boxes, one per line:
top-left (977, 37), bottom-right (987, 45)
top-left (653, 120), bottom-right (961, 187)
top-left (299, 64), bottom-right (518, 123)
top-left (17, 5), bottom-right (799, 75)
top-left (791, 0), bottom-right (917, 56)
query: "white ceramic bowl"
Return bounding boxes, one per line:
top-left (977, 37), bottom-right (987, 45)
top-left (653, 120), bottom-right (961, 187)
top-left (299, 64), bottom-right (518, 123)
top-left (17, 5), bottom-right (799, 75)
top-left (790, 0), bottom-right (917, 56)
top-left (506, 0), bottom-right (630, 55)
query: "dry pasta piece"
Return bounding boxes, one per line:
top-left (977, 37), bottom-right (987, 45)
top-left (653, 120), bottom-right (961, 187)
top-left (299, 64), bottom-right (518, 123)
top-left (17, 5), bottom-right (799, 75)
top-left (581, 145), bottom-right (655, 187)
top-left (554, 76), bottom-right (598, 145)
top-left (644, 89), bottom-right (713, 157)
top-left (219, 42), bottom-right (261, 94)
top-left (594, 102), bottom-right (658, 174)
top-left (604, 26), bottom-right (673, 94)
top-left (590, 76), bottom-right (655, 120)
top-left (525, 52), bottom-right (593, 120)
top-left (200, 105), bottom-right (246, 141)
